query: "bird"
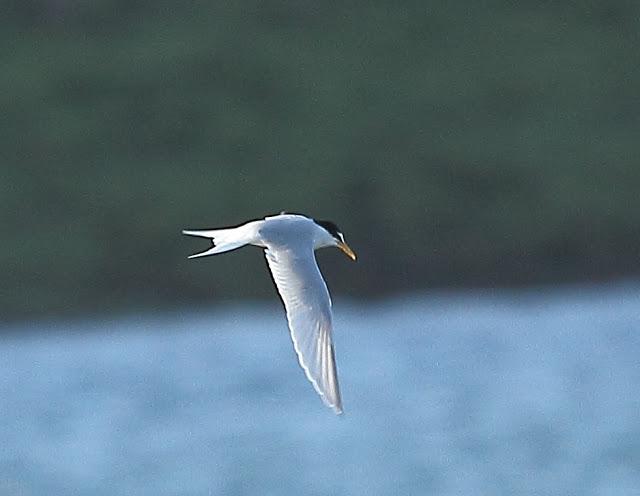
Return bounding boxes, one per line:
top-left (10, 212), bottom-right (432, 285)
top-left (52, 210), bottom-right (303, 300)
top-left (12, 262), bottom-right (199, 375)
top-left (182, 213), bottom-right (357, 414)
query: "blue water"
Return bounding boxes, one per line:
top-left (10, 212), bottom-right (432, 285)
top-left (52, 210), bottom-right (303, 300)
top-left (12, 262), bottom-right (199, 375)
top-left (1, 284), bottom-right (639, 495)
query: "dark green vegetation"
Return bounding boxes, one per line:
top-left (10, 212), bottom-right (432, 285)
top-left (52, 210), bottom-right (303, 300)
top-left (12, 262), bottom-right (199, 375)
top-left (2, 1), bottom-right (640, 320)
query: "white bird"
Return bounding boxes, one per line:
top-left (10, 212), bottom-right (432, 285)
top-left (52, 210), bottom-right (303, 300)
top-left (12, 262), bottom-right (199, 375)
top-left (182, 213), bottom-right (357, 414)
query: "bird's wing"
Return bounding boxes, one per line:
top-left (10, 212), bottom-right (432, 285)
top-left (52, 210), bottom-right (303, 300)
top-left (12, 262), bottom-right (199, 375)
top-left (264, 245), bottom-right (343, 414)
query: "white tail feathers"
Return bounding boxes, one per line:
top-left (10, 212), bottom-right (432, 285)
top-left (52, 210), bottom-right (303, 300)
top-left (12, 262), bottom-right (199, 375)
top-left (182, 228), bottom-right (248, 259)
top-left (181, 229), bottom-right (225, 239)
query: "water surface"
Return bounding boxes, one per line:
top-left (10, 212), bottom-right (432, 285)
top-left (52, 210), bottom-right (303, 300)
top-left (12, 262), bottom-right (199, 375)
top-left (1, 285), bottom-right (639, 495)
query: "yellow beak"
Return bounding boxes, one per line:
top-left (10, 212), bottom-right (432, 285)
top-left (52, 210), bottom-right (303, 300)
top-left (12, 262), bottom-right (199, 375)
top-left (337, 241), bottom-right (357, 261)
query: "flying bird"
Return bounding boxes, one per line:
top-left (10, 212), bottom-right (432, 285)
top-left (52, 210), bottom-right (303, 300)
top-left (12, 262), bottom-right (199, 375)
top-left (182, 213), bottom-right (357, 414)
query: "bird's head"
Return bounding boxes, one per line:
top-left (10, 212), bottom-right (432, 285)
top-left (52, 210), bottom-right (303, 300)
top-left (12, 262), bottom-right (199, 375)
top-left (314, 220), bottom-right (357, 261)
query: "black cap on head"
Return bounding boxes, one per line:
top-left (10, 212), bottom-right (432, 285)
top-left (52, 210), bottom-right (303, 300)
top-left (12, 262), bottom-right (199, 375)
top-left (314, 219), bottom-right (342, 239)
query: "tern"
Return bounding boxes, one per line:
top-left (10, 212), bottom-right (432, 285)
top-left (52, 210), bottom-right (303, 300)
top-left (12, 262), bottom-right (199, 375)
top-left (182, 213), bottom-right (357, 414)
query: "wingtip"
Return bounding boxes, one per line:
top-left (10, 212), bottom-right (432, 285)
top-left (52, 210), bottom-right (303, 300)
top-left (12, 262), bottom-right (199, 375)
top-left (321, 395), bottom-right (344, 415)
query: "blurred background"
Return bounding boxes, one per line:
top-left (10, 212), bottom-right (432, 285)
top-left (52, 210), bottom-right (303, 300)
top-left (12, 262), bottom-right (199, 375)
top-left (2, 1), bottom-right (640, 494)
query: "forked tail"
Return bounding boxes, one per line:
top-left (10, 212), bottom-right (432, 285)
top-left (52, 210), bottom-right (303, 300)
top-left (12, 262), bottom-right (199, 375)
top-left (182, 227), bottom-right (248, 258)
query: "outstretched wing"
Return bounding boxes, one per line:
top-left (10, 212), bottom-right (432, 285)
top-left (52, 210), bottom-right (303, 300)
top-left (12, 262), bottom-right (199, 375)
top-left (264, 246), bottom-right (343, 414)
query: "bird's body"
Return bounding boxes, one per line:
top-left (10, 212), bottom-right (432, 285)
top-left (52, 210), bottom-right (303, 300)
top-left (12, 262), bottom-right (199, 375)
top-left (182, 213), bottom-right (356, 414)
